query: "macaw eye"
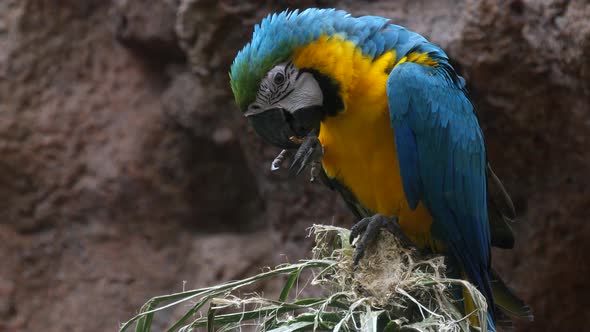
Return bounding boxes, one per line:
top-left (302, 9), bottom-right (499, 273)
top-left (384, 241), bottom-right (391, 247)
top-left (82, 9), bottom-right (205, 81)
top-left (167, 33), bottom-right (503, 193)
top-left (274, 72), bottom-right (285, 85)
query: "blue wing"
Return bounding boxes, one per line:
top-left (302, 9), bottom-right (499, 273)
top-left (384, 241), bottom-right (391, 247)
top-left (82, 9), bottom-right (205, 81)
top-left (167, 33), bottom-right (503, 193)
top-left (386, 54), bottom-right (494, 314)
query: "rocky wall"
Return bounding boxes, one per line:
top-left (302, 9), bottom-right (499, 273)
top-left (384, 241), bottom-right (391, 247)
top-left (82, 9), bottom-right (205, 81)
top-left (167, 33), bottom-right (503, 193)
top-left (0, 0), bottom-right (588, 331)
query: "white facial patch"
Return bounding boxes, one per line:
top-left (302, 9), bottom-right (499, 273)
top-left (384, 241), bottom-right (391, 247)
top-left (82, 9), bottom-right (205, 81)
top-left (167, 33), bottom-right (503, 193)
top-left (246, 62), bottom-right (323, 116)
top-left (276, 72), bottom-right (323, 113)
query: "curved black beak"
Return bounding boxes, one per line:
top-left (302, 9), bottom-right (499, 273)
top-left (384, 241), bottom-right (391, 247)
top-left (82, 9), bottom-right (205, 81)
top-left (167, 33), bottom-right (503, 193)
top-left (246, 107), bottom-right (323, 149)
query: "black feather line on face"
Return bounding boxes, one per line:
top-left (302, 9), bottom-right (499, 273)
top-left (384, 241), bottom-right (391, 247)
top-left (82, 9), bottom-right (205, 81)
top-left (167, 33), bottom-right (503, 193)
top-left (255, 61), bottom-right (299, 106)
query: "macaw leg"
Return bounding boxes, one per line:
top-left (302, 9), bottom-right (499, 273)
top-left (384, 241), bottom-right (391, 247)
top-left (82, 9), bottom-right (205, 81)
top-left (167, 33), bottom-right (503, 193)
top-left (349, 214), bottom-right (414, 265)
top-left (289, 129), bottom-right (324, 181)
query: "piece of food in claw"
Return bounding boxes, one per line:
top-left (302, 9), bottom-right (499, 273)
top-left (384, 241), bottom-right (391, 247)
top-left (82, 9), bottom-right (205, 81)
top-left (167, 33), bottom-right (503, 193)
top-left (310, 160), bottom-right (321, 183)
top-left (289, 136), bottom-right (304, 145)
top-left (271, 149), bottom-right (291, 171)
top-left (309, 141), bottom-right (324, 182)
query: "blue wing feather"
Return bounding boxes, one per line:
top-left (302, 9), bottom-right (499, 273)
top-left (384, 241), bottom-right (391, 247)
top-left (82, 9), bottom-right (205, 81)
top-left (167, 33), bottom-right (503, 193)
top-left (395, 121), bottom-right (421, 209)
top-left (387, 60), bottom-right (494, 322)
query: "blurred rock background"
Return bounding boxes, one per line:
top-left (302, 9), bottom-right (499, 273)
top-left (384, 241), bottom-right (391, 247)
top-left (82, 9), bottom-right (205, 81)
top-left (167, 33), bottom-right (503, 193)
top-left (0, 0), bottom-right (588, 331)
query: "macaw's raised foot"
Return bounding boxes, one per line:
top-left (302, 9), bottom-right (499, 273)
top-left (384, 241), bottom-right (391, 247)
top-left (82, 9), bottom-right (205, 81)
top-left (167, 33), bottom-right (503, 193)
top-left (288, 130), bottom-right (324, 182)
top-left (349, 214), bottom-right (415, 265)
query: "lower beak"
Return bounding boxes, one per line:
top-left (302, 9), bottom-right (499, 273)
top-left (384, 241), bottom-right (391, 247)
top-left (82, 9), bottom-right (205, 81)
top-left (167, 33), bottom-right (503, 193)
top-left (247, 108), bottom-right (299, 149)
top-left (246, 107), bottom-right (323, 149)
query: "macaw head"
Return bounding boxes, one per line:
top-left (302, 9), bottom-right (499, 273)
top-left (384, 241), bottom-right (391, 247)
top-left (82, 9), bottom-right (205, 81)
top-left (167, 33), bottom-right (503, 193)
top-left (234, 60), bottom-right (325, 149)
top-left (229, 9), bottom-right (350, 149)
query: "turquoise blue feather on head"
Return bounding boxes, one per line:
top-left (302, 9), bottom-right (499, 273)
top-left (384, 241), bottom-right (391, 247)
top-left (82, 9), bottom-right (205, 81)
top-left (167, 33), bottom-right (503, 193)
top-left (229, 9), bottom-right (342, 111)
top-left (229, 8), bottom-right (438, 111)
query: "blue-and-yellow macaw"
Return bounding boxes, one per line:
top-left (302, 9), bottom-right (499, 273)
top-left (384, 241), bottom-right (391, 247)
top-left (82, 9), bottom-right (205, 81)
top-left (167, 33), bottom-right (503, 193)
top-left (230, 8), bottom-right (532, 330)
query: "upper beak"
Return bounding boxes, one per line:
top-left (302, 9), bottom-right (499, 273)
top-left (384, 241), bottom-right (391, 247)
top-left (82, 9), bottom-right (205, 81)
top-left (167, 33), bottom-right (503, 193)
top-left (246, 107), bottom-right (299, 149)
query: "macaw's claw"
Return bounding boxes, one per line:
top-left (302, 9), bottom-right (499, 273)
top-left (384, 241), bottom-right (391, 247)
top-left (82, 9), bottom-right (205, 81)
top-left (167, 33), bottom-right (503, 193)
top-left (289, 130), bottom-right (324, 181)
top-left (349, 214), bottom-right (415, 266)
top-left (270, 149), bottom-right (291, 171)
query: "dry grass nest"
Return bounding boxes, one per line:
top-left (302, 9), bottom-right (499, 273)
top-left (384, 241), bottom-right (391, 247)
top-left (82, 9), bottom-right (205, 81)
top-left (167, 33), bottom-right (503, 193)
top-left (120, 224), bottom-right (488, 332)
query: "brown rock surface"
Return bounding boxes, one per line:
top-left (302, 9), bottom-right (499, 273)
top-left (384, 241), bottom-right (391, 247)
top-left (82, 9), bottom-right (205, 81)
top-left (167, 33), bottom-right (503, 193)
top-left (0, 0), bottom-right (588, 331)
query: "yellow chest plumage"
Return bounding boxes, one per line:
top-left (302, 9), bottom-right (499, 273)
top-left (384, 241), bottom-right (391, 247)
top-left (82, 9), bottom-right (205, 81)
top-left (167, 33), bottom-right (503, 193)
top-left (292, 35), bottom-right (434, 247)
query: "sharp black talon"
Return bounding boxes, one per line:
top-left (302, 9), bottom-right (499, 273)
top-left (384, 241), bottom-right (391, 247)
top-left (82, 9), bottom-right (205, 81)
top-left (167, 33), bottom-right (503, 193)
top-left (350, 214), bottom-right (416, 266)
top-left (353, 216), bottom-right (384, 265)
top-left (271, 149), bottom-right (291, 171)
top-left (349, 217), bottom-right (371, 245)
top-left (294, 147), bottom-right (313, 175)
top-left (289, 130), bottom-right (323, 178)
